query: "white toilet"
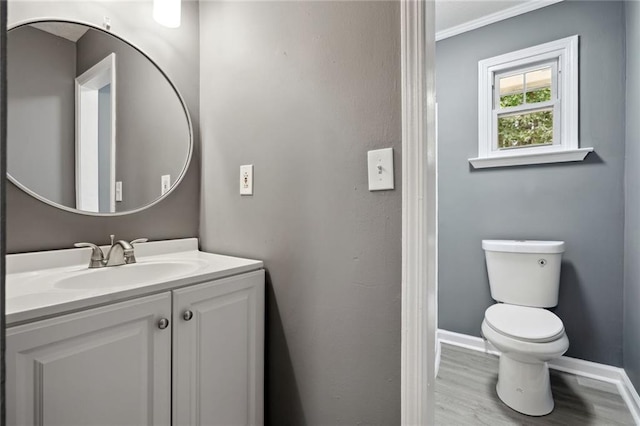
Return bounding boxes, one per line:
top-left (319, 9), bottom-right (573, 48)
top-left (481, 240), bottom-right (569, 416)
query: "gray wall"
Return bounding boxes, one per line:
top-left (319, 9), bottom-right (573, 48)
top-left (199, 2), bottom-right (401, 424)
top-left (7, 26), bottom-right (76, 207)
top-left (76, 28), bottom-right (189, 212)
top-left (624, 0), bottom-right (640, 390)
top-left (6, 0), bottom-right (200, 253)
top-left (437, 1), bottom-right (625, 366)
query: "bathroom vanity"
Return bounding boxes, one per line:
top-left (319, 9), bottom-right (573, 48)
top-left (3, 11), bottom-right (264, 425)
top-left (5, 238), bottom-right (264, 426)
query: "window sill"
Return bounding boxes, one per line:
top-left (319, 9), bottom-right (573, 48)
top-left (468, 147), bottom-right (594, 169)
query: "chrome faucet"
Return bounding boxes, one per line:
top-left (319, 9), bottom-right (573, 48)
top-left (75, 235), bottom-right (148, 268)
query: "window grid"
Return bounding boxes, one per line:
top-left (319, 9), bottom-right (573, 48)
top-left (492, 60), bottom-right (559, 151)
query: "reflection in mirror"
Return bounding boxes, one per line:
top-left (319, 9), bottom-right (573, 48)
top-left (7, 21), bottom-right (192, 215)
top-left (76, 53), bottom-right (116, 212)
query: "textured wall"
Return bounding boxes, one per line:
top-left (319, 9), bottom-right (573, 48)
top-left (6, 0), bottom-right (200, 253)
top-left (437, 1), bottom-right (625, 366)
top-left (624, 0), bottom-right (640, 390)
top-left (199, 2), bottom-right (402, 424)
top-left (7, 26), bottom-right (76, 207)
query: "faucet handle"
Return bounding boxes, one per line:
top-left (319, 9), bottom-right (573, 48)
top-left (122, 238), bottom-right (147, 265)
top-left (74, 242), bottom-right (105, 268)
top-left (74, 242), bottom-right (103, 257)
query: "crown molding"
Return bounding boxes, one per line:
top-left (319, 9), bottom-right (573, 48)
top-left (436, 0), bottom-right (565, 42)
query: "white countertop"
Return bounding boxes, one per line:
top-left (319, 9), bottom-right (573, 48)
top-left (6, 238), bottom-right (263, 326)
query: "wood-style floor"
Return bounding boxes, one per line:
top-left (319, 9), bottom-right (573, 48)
top-left (435, 343), bottom-right (635, 425)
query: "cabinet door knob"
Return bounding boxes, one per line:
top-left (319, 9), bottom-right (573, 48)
top-left (158, 318), bottom-right (170, 329)
top-left (183, 310), bottom-right (193, 321)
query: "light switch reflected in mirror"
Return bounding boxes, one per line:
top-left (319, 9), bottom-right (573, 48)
top-left (7, 20), bottom-right (192, 215)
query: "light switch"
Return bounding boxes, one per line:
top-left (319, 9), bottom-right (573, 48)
top-left (161, 175), bottom-right (171, 195)
top-left (368, 148), bottom-right (394, 191)
top-left (115, 181), bottom-right (122, 202)
top-left (240, 165), bottom-right (253, 195)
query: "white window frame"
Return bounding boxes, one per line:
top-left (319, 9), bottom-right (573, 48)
top-left (470, 35), bottom-right (593, 169)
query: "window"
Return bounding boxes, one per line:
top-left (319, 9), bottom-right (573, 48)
top-left (470, 35), bottom-right (593, 169)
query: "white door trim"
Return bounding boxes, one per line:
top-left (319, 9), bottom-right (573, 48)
top-left (75, 53), bottom-right (116, 212)
top-left (400, 1), bottom-right (437, 424)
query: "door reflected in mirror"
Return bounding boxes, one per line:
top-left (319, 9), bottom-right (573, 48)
top-left (76, 53), bottom-right (116, 213)
top-left (7, 21), bottom-right (192, 215)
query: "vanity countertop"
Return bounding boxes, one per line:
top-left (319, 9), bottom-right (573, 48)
top-left (6, 238), bottom-right (263, 326)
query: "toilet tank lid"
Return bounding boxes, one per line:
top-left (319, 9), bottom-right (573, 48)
top-left (482, 240), bottom-right (565, 254)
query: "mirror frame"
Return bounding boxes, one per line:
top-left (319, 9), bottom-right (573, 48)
top-left (6, 18), bottom-right (193, 216)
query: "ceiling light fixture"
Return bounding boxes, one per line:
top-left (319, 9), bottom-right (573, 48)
top-left (153, 0), bottom-right (181, 28)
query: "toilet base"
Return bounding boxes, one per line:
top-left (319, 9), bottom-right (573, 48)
top-left (496, 353), bottom-right (554, 416)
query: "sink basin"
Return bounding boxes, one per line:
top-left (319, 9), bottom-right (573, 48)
top-left (5, 238), bottom-right (264, 326)
top-left (54, 260), bottom-right (208, 290)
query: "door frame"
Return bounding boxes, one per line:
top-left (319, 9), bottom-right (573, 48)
top-left (400, 1), bottom-right (436, 424)
top-left (75, 53), bottom-right (116, 212)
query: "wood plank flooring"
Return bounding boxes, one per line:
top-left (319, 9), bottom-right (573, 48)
top-left (435, 343), bottom-right (635, 425)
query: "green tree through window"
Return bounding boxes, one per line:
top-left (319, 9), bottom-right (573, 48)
top-left (498, 88), bottom-right (553, 148)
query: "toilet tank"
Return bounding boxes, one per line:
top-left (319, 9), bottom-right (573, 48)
top-left (482, 240), bottom-right (565, 308)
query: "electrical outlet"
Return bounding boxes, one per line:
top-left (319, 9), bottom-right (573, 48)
top-left (240, 165), bottom-right (253, 195)
top-left (161, 175), bottom-right (171, 195)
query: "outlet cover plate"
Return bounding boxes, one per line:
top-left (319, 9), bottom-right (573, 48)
top-left (240, 165), bottom-right (253, 195)
top-left (368, 148), bottom-right (394, 191)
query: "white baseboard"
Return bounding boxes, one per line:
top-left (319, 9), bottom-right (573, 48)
top-left (438, 329), bottom-right (500, 356)
top-left (437, 329), bottom-right (640, 424)
top-left (621, 370), bottom-right (640, 426)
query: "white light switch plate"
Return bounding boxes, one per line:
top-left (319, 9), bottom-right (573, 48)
top-left (161, 175), bottom-right (171, 195)
top-left (368, 148), bottom-right (394, 191)
top-left (240, 165), bottom-right (253, 195)
top-left (115, 181), bottom-right (122, 202)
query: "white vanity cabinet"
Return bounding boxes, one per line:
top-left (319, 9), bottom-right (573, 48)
top-left (172, 270), bottom-right (265, 426)
top-left (6, 269), bottom-right (265, 426)
top-left (6, 292), bottom-right (173, 426)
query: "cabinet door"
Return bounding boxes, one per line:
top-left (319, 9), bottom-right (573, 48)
top-left (6, 293), bottom-right (172, 426)
top-left (173, 270), bottom-right (265, 426)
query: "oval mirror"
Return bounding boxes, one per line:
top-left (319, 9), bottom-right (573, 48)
top-left (7, 20), bottom-right (192, 215)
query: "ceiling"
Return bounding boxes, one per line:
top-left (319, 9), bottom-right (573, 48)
top-left (32, 2), bottom-right (549, 44)
top-left (31, 22), bottom-right (89, 42)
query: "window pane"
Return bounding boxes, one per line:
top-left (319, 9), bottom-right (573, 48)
top-left (526, 87), bottom-right (551, 103)
top-left (499, 74), bottom-right (524, 107)
top-left (524, 67), bottom-right (552, 104)
top-left (498, 108), bottom-right (553, 149)
top-left (500, 93), bottom-right (523, 108)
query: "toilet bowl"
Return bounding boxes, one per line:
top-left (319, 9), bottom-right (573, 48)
top-left (481, 240), bottom-right (568, 416)
top-left (481, 303), bottom-right (569, 416)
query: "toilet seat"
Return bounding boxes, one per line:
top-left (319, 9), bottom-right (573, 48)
top-left (484, 304), bottom-right (564, 343)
